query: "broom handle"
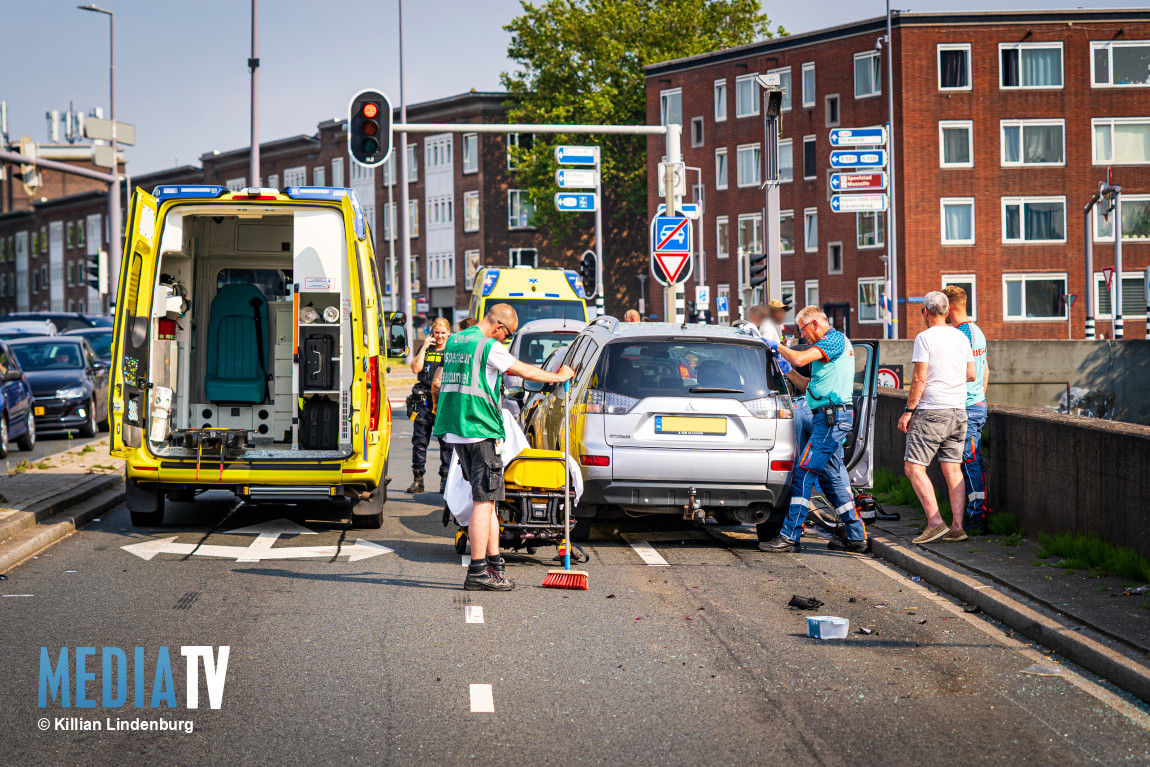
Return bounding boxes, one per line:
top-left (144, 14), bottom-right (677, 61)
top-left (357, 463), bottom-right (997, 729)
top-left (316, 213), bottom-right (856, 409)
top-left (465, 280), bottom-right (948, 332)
top-left (563, 379), bottom-right (571, 572)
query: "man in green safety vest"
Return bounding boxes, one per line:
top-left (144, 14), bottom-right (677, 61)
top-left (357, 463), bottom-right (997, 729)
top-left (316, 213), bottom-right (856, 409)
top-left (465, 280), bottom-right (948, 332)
top-left (435, 303), bottom-right (574, 591)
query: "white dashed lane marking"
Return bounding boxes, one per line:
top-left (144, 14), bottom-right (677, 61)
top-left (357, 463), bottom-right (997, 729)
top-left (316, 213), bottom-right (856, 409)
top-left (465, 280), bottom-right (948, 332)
top-left (620, 530), bottom-right (709, 566)
top-left (465, 605), bottom-right (484, 624)
top-left (469, 684), bottom-right (494, 712)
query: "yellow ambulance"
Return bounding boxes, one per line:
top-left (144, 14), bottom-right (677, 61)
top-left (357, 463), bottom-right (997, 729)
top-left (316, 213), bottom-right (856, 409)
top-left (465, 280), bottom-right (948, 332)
top-left (109, 184), bottom-right (407, 528)
top-left (468, 266), bottom-right (588, 327)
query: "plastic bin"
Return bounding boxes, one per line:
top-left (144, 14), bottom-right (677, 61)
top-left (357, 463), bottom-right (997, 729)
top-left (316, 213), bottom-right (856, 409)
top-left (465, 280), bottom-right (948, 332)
top-left (806, 615), bottom-right (849, 639)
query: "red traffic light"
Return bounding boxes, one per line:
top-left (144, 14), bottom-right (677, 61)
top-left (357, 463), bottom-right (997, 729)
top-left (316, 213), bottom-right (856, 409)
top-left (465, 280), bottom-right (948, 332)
top-left (362, 102), bottom-right (379, 119)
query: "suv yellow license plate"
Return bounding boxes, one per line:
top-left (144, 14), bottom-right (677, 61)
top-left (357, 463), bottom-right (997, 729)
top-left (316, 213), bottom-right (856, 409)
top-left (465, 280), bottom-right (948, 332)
top-left (655, 416), bottom-right (727, 435)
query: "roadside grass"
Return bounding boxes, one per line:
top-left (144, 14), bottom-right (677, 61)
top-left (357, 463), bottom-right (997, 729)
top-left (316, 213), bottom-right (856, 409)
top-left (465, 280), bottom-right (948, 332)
top-left (36, 461), bottom-right (52, 470)
top-left (988, 512), bottom-right (1021, 537)
top-left (1038, 532), bottom-right (1150, 583)
top-left (80, 444), bottom-right (95, 454)
top-left (12, 459), bottom-right (31, 474)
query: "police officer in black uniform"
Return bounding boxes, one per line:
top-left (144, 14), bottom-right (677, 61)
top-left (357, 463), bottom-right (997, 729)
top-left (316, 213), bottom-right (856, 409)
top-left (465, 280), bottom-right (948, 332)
top-left (407, 317), bottom-right (453, 493)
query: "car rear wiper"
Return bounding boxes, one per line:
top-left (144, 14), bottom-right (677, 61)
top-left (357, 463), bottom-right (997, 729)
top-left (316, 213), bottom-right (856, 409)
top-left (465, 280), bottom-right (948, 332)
top-left (689, 386), bottom-right (744, 394)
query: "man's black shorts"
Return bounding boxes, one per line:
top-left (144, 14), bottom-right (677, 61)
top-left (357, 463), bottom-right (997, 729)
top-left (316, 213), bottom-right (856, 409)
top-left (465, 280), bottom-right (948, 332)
top-left (454, 439), bottom-right (504, 502)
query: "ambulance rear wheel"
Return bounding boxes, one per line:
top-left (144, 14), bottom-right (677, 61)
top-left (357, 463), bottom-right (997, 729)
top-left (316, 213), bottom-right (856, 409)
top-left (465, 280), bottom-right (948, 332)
top-left (127, 479), bottom-right (165, 527)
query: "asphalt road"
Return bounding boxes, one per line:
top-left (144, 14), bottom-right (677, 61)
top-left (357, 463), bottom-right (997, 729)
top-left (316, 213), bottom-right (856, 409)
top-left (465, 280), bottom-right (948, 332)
top-left (2, 423), bottom-right (1149, 765)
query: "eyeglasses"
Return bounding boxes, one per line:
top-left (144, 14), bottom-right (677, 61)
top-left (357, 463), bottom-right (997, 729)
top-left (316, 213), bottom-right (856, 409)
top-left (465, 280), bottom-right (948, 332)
top-left (797, 321), bottom-right (812, 335)
top-left (496, 322), bottom-right (515, 340)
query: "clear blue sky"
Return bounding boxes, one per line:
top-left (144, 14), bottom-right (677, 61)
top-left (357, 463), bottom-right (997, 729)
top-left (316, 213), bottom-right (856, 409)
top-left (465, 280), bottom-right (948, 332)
top-left (4, 1), bottom-right (1144, 176)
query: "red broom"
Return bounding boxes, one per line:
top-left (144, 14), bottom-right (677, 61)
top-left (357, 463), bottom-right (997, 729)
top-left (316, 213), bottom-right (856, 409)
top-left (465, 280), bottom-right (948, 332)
top-left (543, 380), bottom-right (588, 590)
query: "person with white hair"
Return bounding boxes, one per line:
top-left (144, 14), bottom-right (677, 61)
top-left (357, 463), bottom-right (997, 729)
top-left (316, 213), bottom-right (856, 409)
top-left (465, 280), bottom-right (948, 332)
top-left (760, 305), bottom-right (868, 554)
top-left (898, 290), bottom-right (977, 544)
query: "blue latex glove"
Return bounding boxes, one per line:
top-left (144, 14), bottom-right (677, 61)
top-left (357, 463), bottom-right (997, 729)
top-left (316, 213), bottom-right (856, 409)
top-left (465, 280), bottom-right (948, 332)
top-left (763, 338), bottom-right (779, 351)
top-left (776, 356), bottom-right (793, 374)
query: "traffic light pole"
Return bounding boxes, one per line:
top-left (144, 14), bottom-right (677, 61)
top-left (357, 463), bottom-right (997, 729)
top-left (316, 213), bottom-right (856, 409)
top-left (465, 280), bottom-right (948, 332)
top-left (593, 147), bottom-right (604, 318)
top-left (249, 0), bottom-right (260, 185)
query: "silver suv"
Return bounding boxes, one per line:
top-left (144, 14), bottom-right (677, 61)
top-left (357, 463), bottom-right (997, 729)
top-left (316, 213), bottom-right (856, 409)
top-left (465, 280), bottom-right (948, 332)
top-left (519, 317), bottom-right (881, 542)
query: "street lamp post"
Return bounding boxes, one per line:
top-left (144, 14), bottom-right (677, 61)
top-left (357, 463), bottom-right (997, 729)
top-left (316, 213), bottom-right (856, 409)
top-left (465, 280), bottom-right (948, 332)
top-left (78, 4), bottom-right (119, 313)
top-left (397, 0), bottom-right (414, 353)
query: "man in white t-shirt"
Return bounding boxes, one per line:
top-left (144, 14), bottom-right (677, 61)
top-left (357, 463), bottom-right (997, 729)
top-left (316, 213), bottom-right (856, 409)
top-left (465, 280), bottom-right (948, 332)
top-left (897, 291), bottom-right (976, 545)
top-left (759, 300), bottom-right (786, 344)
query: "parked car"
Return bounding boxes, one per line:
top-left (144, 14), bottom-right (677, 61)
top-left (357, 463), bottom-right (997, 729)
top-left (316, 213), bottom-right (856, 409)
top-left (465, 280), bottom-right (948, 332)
top-left (63, 327), bottom-right (114, 364)
top-left (0, 319), bottom-right (58, 340)
top-left (8, 336), bottom-right (110, 437)
top-left (512, 345), bottom-right (570, 429)
top-left (518, 317), bottom-right (879, 542)
top-left (2, 312), bottom-right (110, 332)
top-left (0, 340), bottom-right (37, 457)
top-left (504, 318), bottom-right (585, 388)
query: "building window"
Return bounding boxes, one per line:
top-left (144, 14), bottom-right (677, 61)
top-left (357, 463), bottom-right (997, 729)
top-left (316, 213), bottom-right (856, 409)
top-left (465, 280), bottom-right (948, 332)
top-left (225, 177), bottom-right (246, 191)
top-left (1001, 119), bottom-right (1064, 166)
top-left (659, 88), bottom-right (682, 127)
top-left (735, 73), bottom-right (759, 117)
top-left (408, 199), bottom-right (420, 238)
top-left (827, 242), bottom-right (843, 275)
top-left (802, 136), bottom-right (817, 180)
top-left (508, 190), bottom-right (534, 229)
top-left (283, 166), bottom-right (306, 187)
top-left (780, 211), bottom-right (794, 254)
top-left (714, 148), bottom-right (728, 190)
top-left (382, 203), bottom-right (396, 241)
top-left (768, 67), bottom-right (792, 112)
top-left (714, 79), bottom-right (727, 122)
top-left (691, 116), bottom-right (704, 147)
top-left (1094, 194), bottom-right (1150, 242)
top-left (803, 208), bottom-right (818, 253)
top-left (716, 216), bottom-right (729, 260)
top-left (32, 271), bottom-right (39, 293)
top-left (381, 155), bottom-right (395, 186)
top-left (858, 277), bottom-right (885, 323)
top-left (407, 144), bottom-right (419, 181)
top-left (939, 120), bottom-right (973, 168)
top-left (1003, 273), bottom-right (1067, 320)
top-left (737, 213), bottom-right (762, 256)
top-left (780, 281), bottom-right (796, 324)
top-left (940, 198), bottom-right (975, 245)
top-left (778, 139), bottom-right (793, 183)
top-left (267, 173), bottom-right (280, 189)
top-left (825, 94), bottom-right (840, 127)
top-left (509, 248), bottom-right (537, 268)
top-left (1000, 43), bottom-right (1063, 89)
top-left (1092, 41), bottom-right (1150, 87)
top-left (428, 195), bottom-right (453, 227)
top-left (426, 137), bottom-right (452, 169)
top-left (329, 158), bottom-right (344, 188)
top-left (463, 133), bottom-right (479, 173)
top-left (463, 191), bottom-right (480, 233)
top-left (66, 261), bottom-right (74, 287)
top-left (1092, 118), bottom-right (1150, 165)
top-left (854, 51), bottom-right (881, 98)
top-left (313, 167), bottom-right (325, 186)
top-left (67, 299), bottom-right (75, 312)
top-left (65, 221), bottom-right (75, 249)
top-left (1094, 271), bottom-right (1149, 319)
top-left (942, 274), bottom-right (977, 320)
top-left (938, 44), bottom-right (972, 90)
top-left (801, 62), bottom-right (816, 108)
top-left (76, 221), bottom-right (85, 248)
top-left (1002, 196), bottom-right (1066, 243)
top-left (857, 211), bottom-right (884, 248)
top-left (40, 226), bottom-right (47, 254)
top-left (736, 143), bottom-right (761, 187)
top-left (805, 279), bottom-right (819, 309)
top-left (464, 249), bottom-right (481, 290)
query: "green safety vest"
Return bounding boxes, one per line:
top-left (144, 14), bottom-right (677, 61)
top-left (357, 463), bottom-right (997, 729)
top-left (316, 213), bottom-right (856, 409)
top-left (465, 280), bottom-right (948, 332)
top-left (432, 326), bottom-right (505, 441)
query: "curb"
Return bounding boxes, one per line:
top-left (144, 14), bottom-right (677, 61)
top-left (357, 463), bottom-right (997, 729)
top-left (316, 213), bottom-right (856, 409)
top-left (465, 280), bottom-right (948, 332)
top-left (869, 533), bottom-right (1150, 704)
top-left (0, 478), bottom-right (125, 574)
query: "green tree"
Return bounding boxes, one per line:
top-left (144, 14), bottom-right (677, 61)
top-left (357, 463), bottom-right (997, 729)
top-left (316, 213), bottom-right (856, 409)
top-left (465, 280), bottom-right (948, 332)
top-left (502, 0), bottom-right (780, 240)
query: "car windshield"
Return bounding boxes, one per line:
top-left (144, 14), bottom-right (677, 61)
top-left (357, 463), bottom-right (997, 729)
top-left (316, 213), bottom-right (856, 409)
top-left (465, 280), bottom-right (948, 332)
top-left (595, 339), bottom-right (783, 402)
top-left (518, 332), bottom-right (576, 365)
top-left (84, 333), bottom-right (113, 359)
top-left (11, 342), bottom-right (84, 370)
top-left (487, 299), bottom-right (584, 325)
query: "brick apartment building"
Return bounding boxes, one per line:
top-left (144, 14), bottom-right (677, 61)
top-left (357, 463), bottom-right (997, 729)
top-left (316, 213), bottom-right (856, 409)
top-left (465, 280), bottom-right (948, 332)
top-left (0, 91), bottom-right (611, 323)
top-left (645, 8), bottom-right (1150, 339)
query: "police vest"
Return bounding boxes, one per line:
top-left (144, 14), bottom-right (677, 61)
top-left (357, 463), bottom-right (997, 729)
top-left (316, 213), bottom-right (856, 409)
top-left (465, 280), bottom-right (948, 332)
top-left (432, 326), bottom-right (505, 441)
top-left (418, 345), bottom-right (444, 387)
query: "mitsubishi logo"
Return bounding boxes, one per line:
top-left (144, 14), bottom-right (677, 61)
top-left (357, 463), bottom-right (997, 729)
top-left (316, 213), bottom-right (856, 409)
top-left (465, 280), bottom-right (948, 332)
top-left (684, 402), bottom-right (697, 412)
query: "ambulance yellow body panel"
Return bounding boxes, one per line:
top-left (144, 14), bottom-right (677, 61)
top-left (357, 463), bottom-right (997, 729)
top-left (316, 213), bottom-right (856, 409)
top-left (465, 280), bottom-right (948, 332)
top-left (468, 266), bottom-right (588, 327)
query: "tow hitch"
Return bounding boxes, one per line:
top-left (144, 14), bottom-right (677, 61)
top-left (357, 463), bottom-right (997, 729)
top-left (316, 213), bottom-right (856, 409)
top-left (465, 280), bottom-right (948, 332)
top-left (682, 486), bottom-right (704, 524)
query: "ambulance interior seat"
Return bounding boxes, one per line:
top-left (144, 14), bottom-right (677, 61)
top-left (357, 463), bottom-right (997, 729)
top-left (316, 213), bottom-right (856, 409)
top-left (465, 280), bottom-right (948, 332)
top-left (205, 283), bottom-right (269, 404)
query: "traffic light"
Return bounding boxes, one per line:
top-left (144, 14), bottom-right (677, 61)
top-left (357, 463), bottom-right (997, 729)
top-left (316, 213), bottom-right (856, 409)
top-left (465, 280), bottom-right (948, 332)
top-left (86, 250), bottom-right (108, 295)
top-left (579, 250), bottom-right (597, 296)
top-left (748, 253), bottom-right (768, 288)
top-left (348, 89), bottom-right (393, 168)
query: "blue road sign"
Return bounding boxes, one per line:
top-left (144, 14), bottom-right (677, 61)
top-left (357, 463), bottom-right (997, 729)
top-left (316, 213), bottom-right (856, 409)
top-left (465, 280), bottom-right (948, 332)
top-left (656, 202), bottom-right (701, 219)
top-left (652, 216), bottom-right (691, 254)
top-left (830, 194), bottom-right (888, 213)
top-left (829, 127), bottom-right (888, 147)
top-left (829, 172), bottom-right (887, 192)
top-left (829, 149), bottom-right (887, 168)
top-left (555, 145), bottom-right (598, 165)
top-left (717, 295), bottom-right (729, 314)
top-left (554, 192), bottom-right (598, 212)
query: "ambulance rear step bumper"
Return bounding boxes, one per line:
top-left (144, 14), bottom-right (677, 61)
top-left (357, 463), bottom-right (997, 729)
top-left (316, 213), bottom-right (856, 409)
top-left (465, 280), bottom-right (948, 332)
top-left (245, 486), bottom-right (335, 501)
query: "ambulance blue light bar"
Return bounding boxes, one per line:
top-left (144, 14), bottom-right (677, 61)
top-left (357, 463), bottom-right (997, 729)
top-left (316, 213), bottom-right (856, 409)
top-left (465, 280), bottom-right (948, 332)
top-left (480, 269), bottom-right (501, 297)
top-left (151, 185), bottom-right (227, 203)
top-left (283, 186), bottom-right (366, 240)
top-left (565, 270), bottom-right (587, 299)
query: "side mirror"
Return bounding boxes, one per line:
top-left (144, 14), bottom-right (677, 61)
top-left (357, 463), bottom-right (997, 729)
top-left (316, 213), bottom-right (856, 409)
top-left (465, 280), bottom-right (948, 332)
top-left (93, 360), bottom-right (109, 371)
top-left (2, 369), bottom-right (21, 382)
top-left (504, 386), bottom-right (526, 403)
top-left (386, 315), bottom-right (410, 358)
top-left (523, 379), bottom-right (544, 393)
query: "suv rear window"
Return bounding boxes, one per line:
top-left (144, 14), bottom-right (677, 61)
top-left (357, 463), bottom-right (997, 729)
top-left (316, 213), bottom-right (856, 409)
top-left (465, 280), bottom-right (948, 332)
top-left (595, 339), bottom-right (783, 402)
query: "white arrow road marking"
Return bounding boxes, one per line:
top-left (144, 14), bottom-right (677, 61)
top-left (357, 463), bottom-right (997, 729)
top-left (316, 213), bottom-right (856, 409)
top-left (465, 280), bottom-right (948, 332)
top-left (225, 518), bottom-right (319, 562)
top-left (120, 535), bottom-right (394, 562)
top-left (620, 530), bottom-right (709, 566)
top-left (465, 605), bottom-right (484, 624)
top-left (469, 684), bottom-right (494, 713)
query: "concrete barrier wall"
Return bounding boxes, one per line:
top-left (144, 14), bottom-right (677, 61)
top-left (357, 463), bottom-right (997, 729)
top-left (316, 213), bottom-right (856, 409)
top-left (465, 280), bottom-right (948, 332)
top-left (876, 339), bottom-right (1150, 425)
top-left (875, 389), bottom-right (1150, 559)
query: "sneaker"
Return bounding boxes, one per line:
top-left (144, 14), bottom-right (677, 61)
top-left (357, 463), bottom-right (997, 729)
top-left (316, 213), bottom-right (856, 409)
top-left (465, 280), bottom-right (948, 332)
top-left (406, 474), bottom-right (424, 494)
top-left (465, 569), bottom-right (514, 591)
top-left (912, 523), bottom-right (948, 545)
top-left (827, 537), bottom-right (870, 553)
top-left (758, 535), bottom-right (799, 553)
top-left (941, 529), bottom-right (969, 542)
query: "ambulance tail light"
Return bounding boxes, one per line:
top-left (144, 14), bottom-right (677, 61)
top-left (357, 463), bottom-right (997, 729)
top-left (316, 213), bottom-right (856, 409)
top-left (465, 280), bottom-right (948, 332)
top-left (367, 356), bottom-right (381, 431)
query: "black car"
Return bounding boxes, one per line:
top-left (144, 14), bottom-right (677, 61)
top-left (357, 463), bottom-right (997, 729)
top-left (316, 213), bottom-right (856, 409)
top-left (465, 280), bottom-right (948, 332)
top-left (8, 337), bottom-right (110, 437)
top-left (62, 327), bottom-right (114, 364)
top-left (2, 312), bottom-right (111, 332)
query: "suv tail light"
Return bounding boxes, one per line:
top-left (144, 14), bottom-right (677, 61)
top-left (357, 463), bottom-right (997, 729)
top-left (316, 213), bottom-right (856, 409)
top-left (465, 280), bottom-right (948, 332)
top-left (744, 396), bottom-right (793, 420)
top-left (367, 355), bottom-right (381, 431)
top-left (771, 460), bottom-right (794, 472)
top-left (584, 389), bottom-right (639, 415)
top-left (580, 455), bottom-right (610, 466)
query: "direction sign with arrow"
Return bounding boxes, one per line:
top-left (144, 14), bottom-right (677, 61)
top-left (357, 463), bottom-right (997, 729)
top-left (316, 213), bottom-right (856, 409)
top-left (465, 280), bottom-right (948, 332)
top-left (829, 127), bottom-right (887, 147)
top-left (831, 194), bottom-right (888, 213)
top-left (554, 192), bottom-right (597, 212)
top-left (555, 145), bottom-right (597, 165)
top-left (120, 518), bottom-right (394, 562)
top-left (829, 149), bottom-right (887, 169)
top-left (555, 168), bottom-right (597, 188)
top-left (830, 172), bottom-right (887, 192)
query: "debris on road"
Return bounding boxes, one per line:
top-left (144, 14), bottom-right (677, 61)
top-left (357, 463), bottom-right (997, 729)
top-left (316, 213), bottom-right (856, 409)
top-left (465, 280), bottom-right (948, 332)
top-left (857, 627), bottom-right (874, 635)
top-left (788, 595), bottom-right (824, 610)
top-left (964, 605), bottom-right (982, 614)
top-left (1021, 663), bottom-right (1065, 677)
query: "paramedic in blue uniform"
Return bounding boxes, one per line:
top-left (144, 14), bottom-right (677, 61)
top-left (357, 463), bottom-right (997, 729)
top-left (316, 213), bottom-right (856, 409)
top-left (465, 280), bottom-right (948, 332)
top-left (759, 305), bottom-right (868, 554)
top-left (944, 284), bottom-right (991, 535)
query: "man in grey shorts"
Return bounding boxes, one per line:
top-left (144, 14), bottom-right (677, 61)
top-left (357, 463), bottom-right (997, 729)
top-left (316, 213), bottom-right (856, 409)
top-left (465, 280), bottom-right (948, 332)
top-left (897, 291), bottom-right (976, 544)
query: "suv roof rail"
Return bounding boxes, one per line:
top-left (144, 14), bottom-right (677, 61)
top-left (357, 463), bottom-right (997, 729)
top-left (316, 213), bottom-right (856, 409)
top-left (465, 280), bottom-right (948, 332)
top-left (730, 319), bottom-right (763, 339)
top-left (589, 315), bottom-right (620, 333)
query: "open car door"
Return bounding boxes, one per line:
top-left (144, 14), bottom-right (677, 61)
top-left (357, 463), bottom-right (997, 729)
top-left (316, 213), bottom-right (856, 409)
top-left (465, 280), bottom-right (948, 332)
top-left (843, 340), bottom-right (879, 488)
top-left (109, 187), bottom-right (158, 457)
